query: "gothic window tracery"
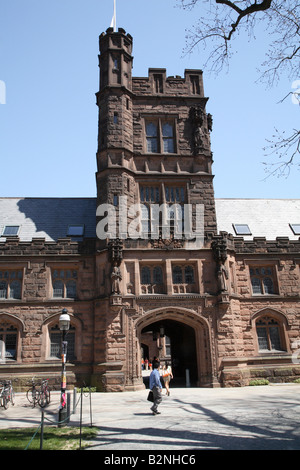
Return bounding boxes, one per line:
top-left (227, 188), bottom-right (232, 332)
top-left (52, 269), bottom-right (77, 299)
top-left (250, 267), bottom-right (276, 295)
top-left (0, 270), bottom-right (23, 299)
top-left (49, 323), bottom-right (76, 360)
top-left (255, 316), bottom-right (285, 352)
top-left (0, 322), bottom-right (18, 361)
top-left (172, 264), bottom-right (196, 294)
top-left (140, 265), bottom-right (164, 294)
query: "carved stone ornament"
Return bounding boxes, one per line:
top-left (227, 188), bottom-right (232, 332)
top-left (108, 238), bottom-right (123, 264)
top-left (189, 105), bottom-right (206, 153)
top-left (150, 237), bottom-right (184, 249)
top-left (111, 262), bottom-right (122, 295)
top-left (212, 235), bottom-right (229, 293)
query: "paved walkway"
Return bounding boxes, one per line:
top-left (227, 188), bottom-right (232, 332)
top-left (1, 384), bottom-right (300, 450)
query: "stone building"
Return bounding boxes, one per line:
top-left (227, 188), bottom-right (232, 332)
top-left (0, 27), bottom-right (300, 391)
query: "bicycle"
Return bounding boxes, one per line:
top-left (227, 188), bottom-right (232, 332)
top-left (26, 378), bottom-right (51, 408)
top-left (38, 379), bottom-right (51, 408)
top-left (0, 381), bottom-right (8, 409)
top-left (0, 380), bottom-right (15, 409)
top-left (26, 378), bottom-right (40, 407)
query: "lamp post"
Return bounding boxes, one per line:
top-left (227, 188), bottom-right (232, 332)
top-left (58, 308), bottom-right (70, 426)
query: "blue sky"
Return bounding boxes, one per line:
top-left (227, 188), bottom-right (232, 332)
top-left (0, 0), bottom-right (299, 198)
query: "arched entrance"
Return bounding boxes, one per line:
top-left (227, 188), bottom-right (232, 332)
top-left (141, 319), bottom-right (198, 386)
top-left (136, 307), bottom-right (213, 387)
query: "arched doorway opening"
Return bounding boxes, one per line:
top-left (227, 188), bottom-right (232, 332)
top-left (141, 343), bottom-right (149, 363)
top-left (141, 319), bottom-right (198, 387)
top-left (136, 308), bottom-right (214, 388)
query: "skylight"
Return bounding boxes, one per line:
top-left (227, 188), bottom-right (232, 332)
top-left (232, 224), bottom-right (251, 236)
top-left (2, 225), bottom-right (20, 236)
top-left (67, 225), bottom-right (85, 237)
top-left (289, 224), bottom-right (300, 235)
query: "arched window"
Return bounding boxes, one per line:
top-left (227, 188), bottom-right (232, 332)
top-left (256, 316), bottom-right (285, 352)
top-left (0, 323), bottom-right (18, 360)
top-left (49, 324), bottom-right (76, 360)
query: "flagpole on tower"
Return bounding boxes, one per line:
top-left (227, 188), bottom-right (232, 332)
top-left (110, 0), bottom-right (117, 32)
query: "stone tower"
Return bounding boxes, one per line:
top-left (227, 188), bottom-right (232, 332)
top-left (94, 27), bottom-right (219, 391)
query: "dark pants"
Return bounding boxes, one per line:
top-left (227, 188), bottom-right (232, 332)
top-left (151, 386), bottom-right (162, 412)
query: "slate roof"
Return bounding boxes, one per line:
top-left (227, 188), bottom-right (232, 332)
top-left (0, 197), bottom-right (299, 242)
top-left (215, 198), bottom-right (300, 241)
top-left (0, 198), bottom-right (97, 242)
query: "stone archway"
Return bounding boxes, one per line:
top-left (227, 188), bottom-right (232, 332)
top-left (135, 307), bottom-right (214, 387)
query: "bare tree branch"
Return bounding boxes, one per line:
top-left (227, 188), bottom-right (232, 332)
top-left (179, 0), bottom-right (300, 176)
top-left (262, 128), bottom-right (300, 178)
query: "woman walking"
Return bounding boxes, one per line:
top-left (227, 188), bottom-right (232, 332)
top-left (162, 362), bottom-right (173, 396)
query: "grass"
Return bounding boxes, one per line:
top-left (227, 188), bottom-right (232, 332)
top-left (0, 425), bottom-right (99, 450)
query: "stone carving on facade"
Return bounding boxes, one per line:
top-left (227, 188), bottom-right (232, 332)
top-left (108, 238), bottom-right (123, 263)
top-left (211, 235), bottom-right (229, 294)
top-left (111, 262), bottom-right (122, 295)
top-left (217, 263), bottom-right (229, 293)
top-left (189, 105), bottom-right (206, 154)
top-left (207, 113), bottom-right (213, 132)
top-left (108, 239), bottom-right (123, 307)
top-left (150, 237), bottom-right (184, 249)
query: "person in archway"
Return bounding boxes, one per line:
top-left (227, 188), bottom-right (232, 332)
top-left (149, 360), bottom-right (163, 415)
top-left (162, 362), bottom-right (173, 396)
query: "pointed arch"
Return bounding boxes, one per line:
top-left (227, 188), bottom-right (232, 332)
top-left (250, 307), bottom-right (290, 328)
top-left (0, 312), bottom-right (25, 362)
top-left (250, 307), bottom-right (290, 354)
top-left (41, 312), bottom-right (83, 362)
top-left (135, 306), bottom-right (214, 387)
top-left (0, 312), bottom-right (26, 333)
